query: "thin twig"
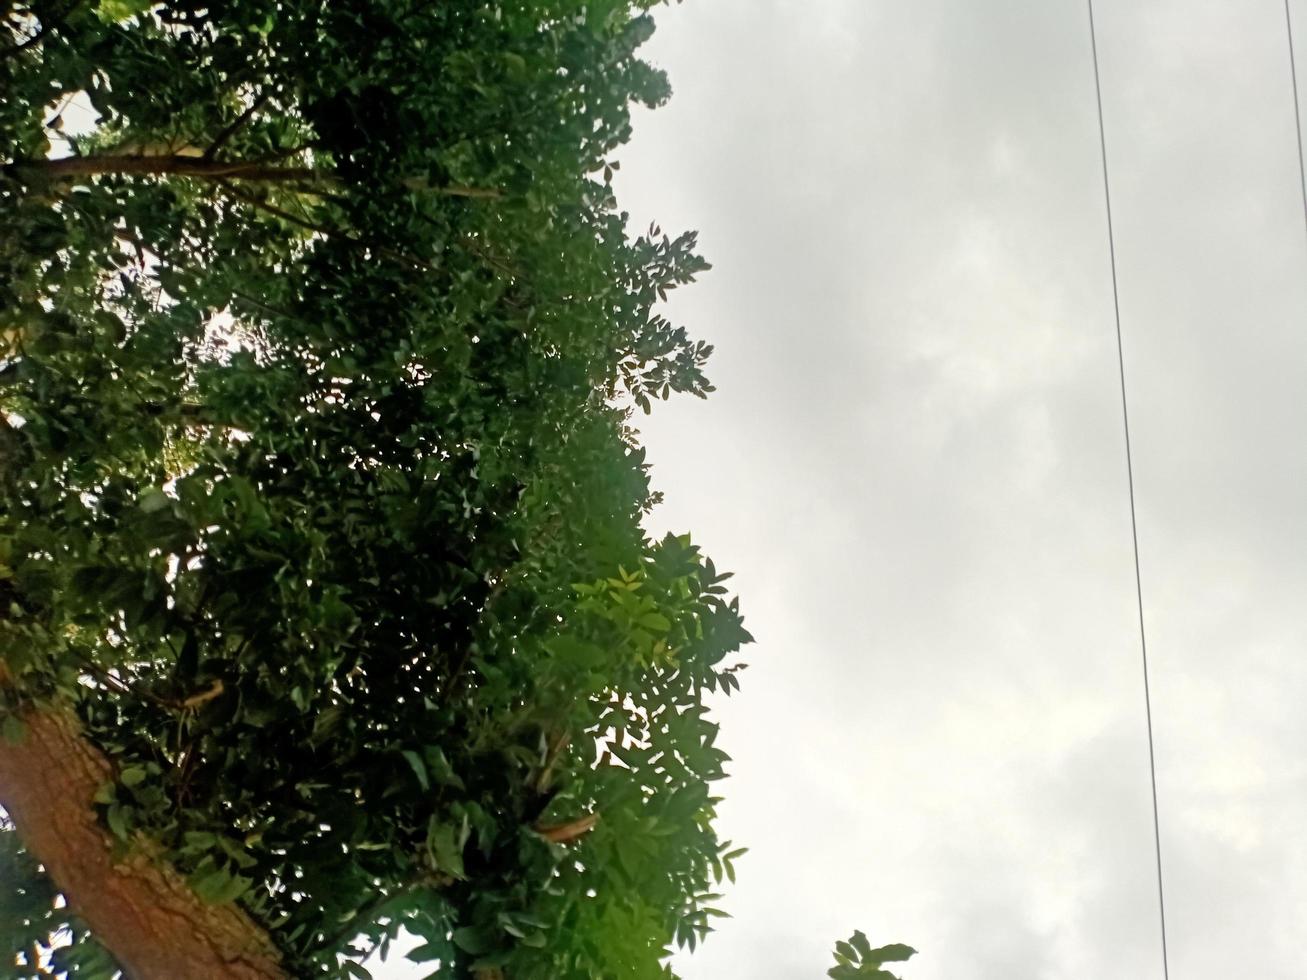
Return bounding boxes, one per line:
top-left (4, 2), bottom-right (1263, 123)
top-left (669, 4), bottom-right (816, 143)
top-left (219, 182), bottom-right (440, 273)
top-left (230, 288), bottom-right (298, 322)
top-left (71, 652), bottom-right (173, 710)
top-left (254, 142), bottom-right (321, 164)
top-left (219, 181), bottom-right (338, 238)
top-left (203, 89), bottom-right (273, 161)
top-left (180, 678), bottom-right (224, 710)
top-left (535, 811), bottom-right (599, 844)
top-left (459, 234), bottom-right (517, 279)
top-left (535, 731), bottom-right (571, 794)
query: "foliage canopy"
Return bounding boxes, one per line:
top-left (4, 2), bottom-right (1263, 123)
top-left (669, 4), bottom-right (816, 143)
top-left (2, 0), bottom-right (748, 976)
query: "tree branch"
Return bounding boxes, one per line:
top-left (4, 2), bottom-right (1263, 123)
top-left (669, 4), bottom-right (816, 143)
top-left (9, 154), bottom-right (319, 183)
top-left (218, 182), bottom-right (340, 238)
top-left (7, 155), bottom-right (503, 201)
top-left (203, 90), bottom-right (273, 161)
top-left (534, 812), bottom-right (599, 844)
top-left (218, 182), bottom-right (441, 274)
top-left (534, 731), bottom-right (571, 794)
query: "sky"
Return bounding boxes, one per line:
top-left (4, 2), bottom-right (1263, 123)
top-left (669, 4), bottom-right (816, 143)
top-left (593, 1), bottom-right (1307, 977)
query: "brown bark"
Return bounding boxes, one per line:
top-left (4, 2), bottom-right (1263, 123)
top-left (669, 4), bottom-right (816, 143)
top-left (203, 90), bottom-right (274, 161)
top-left (0, 679), bottom-right (285, 980)
top-left (535, 812), bottom-right (599, 844)
top-left (10, 154), bottom-right (318, 183)
top-left (6, 154), bottom-right (503, 198)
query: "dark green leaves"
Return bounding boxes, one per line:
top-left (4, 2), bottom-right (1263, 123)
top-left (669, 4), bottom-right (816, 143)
top-left (828, 930), bottom-right (918, 980)
top-left (136, 487), bottom-right (171, 515)
top-left (401, 750), bottom-right (431, 792)
top-left (451, 925), bottom-right (497, 955)
top-left (188, 857), bottom-right (254, 906)
top-left (402, 746), bottom-right (466, 794)
top-left (425, 816), bottom-right (469, 880)
top-left (95, 0), bottom-right (157, 24)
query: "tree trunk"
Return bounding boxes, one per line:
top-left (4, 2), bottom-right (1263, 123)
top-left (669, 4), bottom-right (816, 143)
top-left (0, 681), bottom-right (286, 980)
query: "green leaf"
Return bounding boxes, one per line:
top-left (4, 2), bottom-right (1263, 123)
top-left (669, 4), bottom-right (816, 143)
top-left (105, 803), bottom-right (131, 840)
top-left (94, 0), bottom-right (155, 23)
top-left (451, 926), bottom-right (496, 955)
top-left (545, 635), bottom-right (606, 669)
top-left (406, 942), bottom-right (442, 963)
top-left (216, 835), bottom-right (258, 870)
top-left (422, 745), bottom-right (465, 789)
top-left (849, 931), bottom-right (873, 959)
top-left (401, 749), bottom-right (430, 791)
top-left (1, 714), bottom-right (25, 746)
top-left (188, 861), bottom-right (226, 900)
top-left (502, 52), bottom-right (527, 77)
top-left (182, 831), bottom-right (217, 851)
top-left (209, 872), bottom-right (253, 905)
top-left (189, 859), bottom-right (250, 905)
top-left (638, 611), bottom-right (672, 631)
top-left (137, 487), bottom-right (171, 514)
top-left (426, 819), bottom-right (467, 879)
top-left (865, 944), bottom-right (918, 965)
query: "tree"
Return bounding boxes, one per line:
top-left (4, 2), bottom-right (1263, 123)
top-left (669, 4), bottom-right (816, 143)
top-left (2, 3), bottom-right (909, 977)
top-left (1, 1), bottom-right (744, 976)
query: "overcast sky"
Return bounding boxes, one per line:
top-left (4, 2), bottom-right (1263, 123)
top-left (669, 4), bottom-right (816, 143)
top-left (602, 1), bottom-right (1307, 977)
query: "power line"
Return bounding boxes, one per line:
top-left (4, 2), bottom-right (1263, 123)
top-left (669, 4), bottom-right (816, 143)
top-left (1084, 3), bottom-right (1171, 978)
top-left (1285, 0), bottom-right (1307, 243)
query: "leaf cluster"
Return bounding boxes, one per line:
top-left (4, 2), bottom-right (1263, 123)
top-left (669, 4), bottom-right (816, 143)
top-left (828, 931), bottom-right (917, 980)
